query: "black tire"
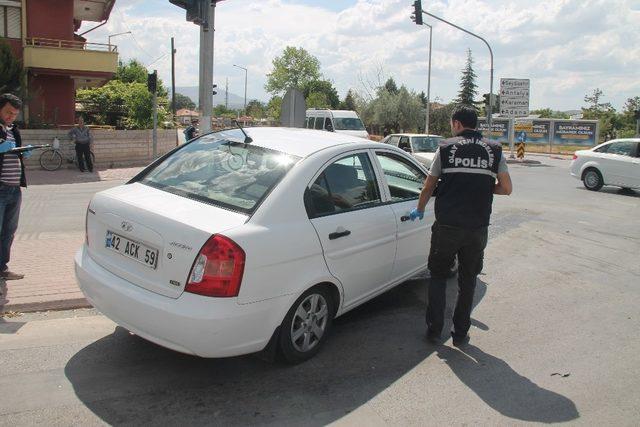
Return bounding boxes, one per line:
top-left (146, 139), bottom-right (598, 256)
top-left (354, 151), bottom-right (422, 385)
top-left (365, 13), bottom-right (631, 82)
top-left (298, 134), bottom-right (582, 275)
top-left (582, 168), bottom-right (603, 191)
top-left (278, 286), bottom-right (335, 364)
top-left (39, 149), bottom-right (63, 171)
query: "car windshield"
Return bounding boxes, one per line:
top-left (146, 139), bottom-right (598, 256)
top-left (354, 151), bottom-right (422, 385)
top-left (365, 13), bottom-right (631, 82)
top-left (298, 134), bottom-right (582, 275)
top-left (333, 117), bottom-right (366, 131)
top-left (138, 131), bottom-right (299, 214)
top-left (411, 136), bottom-right (442, 153)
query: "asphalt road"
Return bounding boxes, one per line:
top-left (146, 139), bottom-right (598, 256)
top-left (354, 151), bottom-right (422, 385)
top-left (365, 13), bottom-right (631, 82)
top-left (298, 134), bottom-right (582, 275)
top-left (1, 156), bottom-right (639, 426)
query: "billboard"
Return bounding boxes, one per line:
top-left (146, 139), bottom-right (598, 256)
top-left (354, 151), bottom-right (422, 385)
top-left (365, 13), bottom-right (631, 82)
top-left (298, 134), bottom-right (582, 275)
top-left (522, 120), bottom-right (551, 145)
top-left (477, 119), bottom-right (510, 144)
top-left (552, 121), bottom-right (598, 146)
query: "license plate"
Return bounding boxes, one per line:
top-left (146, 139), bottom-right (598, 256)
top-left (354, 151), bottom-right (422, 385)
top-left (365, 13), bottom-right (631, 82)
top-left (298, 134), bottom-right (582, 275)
top-left (105, 230), bottom-right (158, 269)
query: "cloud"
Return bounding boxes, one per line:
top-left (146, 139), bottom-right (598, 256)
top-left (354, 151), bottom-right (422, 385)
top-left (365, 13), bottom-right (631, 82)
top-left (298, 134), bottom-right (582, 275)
top-left (79, 0), bottom-right (640, 111)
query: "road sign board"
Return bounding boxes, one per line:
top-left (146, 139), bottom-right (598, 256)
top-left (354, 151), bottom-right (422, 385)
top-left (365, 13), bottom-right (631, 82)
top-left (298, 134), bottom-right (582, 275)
top-left (500, 78), bottom-right (530, 117)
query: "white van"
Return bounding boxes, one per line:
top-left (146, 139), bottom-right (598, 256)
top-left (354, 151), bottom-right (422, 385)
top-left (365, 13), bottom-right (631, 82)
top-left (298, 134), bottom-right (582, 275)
top-left (305, 109), bottom-right (369, 139)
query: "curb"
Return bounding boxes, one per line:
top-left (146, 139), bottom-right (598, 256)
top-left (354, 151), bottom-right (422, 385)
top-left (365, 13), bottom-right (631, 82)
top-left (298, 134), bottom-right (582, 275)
top-left (1, 297), bottom-right (92, 315)
top-left (506, 159), bottom-right (542, 165)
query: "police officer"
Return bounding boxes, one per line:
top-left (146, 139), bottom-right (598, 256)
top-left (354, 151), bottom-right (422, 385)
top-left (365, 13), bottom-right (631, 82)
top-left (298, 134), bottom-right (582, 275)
top-left (410, 105), bottom-right (512, 346)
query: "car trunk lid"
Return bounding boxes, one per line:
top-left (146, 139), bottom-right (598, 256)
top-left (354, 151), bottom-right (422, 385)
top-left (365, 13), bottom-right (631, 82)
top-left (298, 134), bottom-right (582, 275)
top-left (86, 183), bottom-right (248, 298)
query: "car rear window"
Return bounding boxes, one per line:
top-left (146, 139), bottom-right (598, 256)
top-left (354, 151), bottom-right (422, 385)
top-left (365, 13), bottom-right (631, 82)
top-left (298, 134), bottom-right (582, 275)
top-left (411, 136), bottom-right (442, 153)
top-left (333, 117), bottom-right (366, 131)
top-left (139, 132), bottom-right (299, 214)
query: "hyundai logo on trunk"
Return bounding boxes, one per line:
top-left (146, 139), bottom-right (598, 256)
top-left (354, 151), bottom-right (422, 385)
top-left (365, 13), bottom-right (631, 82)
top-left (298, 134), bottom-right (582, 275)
top-left (121, 221), bottom-right (133, 232)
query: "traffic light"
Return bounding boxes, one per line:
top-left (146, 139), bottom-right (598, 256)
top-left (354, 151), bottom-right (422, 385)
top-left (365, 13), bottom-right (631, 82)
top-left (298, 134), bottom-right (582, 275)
top-left (411, 0), bottom-right (423, 25)
top-left (169, 0), bottom-right (205, 26)
top-left (147, 71), bottom-right (157, 93)
top-left (212, 84), bottom-right (217, 96)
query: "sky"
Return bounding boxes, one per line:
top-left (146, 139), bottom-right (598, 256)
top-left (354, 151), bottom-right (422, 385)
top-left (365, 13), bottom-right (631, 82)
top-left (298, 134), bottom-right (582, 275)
top-left (80, 0), bottom-right (640, 112)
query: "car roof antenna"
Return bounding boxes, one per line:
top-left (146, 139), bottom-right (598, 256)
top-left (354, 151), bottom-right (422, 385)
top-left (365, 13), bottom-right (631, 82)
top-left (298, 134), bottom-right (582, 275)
top-left (233, 120), bottom-right (253, 144)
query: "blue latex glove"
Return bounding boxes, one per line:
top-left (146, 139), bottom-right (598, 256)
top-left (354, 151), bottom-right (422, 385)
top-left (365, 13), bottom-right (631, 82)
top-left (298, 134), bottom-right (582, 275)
top-left (0, 139), bottom-right (16, 153)
top-left (22, 146), bottom-right (33, 159)
top-left (409, 208), bottom-right (424, 221)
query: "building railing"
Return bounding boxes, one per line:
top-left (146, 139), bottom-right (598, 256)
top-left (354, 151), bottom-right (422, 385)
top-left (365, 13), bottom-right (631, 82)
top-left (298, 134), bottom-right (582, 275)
top-left (25, 37), bottom-right (117, 52)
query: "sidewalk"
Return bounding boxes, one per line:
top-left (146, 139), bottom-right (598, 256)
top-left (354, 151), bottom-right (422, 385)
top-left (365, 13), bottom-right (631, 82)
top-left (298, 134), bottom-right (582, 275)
top-left (0, 167), bottom-right (143, 314)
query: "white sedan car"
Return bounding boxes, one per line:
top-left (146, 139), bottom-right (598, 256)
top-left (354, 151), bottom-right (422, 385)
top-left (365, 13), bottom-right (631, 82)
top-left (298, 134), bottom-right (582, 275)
top-left (570, 138), bottom-right (640, 191)
top-left (75, 127), bottom-right (431, 363)
top-left (380, 133), bottom-right (443, 169)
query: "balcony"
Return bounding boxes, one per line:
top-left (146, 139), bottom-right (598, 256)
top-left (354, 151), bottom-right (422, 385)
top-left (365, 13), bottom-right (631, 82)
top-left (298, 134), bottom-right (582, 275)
top-left (23, 38), bottom-right (118, 75)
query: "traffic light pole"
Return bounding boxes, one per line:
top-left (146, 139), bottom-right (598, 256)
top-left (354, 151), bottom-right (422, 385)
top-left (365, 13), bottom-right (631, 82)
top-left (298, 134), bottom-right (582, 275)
top-left (424, 22), bottom-right (432, 135)
top-left (152, 69), bottom-right (158, 159)
top-left (199, 1), bottom-right (215, 133)
top-left (419, 8), bottom-right (494, 131)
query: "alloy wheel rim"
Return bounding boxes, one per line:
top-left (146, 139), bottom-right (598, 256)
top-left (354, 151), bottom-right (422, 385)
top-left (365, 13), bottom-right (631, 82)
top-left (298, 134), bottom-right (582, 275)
top-left (290, 294), bottom-right (329, 353)
top-left (585, 171), bottom-right (598, 188)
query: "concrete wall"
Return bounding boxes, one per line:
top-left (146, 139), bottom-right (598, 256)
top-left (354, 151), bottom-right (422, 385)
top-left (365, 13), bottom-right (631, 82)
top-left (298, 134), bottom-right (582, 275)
top-left (19, 129), bottom-right (178, 170)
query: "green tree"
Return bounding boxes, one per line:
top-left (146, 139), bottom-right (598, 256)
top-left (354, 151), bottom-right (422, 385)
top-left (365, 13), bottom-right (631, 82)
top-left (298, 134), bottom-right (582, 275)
top-left (383, 77), bottom-right (399, 95)
top-left (456, 49), bottom-right (478, 109)
top-left (619, 96), bottom-right (640, 137)
top-left (174, 92), bottom-right (195, 110)
top-left (246, 100), bottom-right (266, 119)
top-left (116, 59), bottom-right (147, 84)
top-left (531, 108), bottom-right (569, 119)
top-left (367, 85), bottom-right (424, 134)
top-left (265, 46), bottom-right (321, 95)
top-left (340, 89), bottom-right (357, 110)
top-left (213, 104), bottom-right (237, 118)
top-left (306, 92), bottom-right (330, 109)
top-left (266, 96), bottom-right (282, 119)
top-left (0, 41), bottom-right (23, 96)
top-left (302, 79), bottom-right (339, 108)
top-left (582, 88), bottom-right (614, 117)
top-left (76, 59), bottom-right (169, 129)
top-left (429, 103), bottom-right (457, 137)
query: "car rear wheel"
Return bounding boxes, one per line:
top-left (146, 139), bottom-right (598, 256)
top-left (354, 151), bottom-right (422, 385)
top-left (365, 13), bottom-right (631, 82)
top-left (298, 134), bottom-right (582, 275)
top-left (278, 286), bottom-right (335, 364)
top-left (583, 168), bottom-right (603, 191)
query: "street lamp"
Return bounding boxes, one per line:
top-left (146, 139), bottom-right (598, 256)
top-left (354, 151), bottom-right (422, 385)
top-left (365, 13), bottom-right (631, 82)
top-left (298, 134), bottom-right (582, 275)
top-left (233, 64), bottom-right (247, 116)
top-left (108, 31), bottom-right (131, 51)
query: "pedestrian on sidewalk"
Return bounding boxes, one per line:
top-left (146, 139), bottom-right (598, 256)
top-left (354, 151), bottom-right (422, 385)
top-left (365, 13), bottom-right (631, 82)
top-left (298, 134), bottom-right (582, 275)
top-left (0, 93), bottom-right (30, 281)
top-left (68, 116), bottom-right (93, 172)
top-left (409, 105), bottom-right (513, 346)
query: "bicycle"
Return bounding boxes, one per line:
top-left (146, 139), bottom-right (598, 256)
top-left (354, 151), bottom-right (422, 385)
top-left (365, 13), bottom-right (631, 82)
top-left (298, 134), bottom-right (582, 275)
top-left (39, 138), bottom-right (95, 171)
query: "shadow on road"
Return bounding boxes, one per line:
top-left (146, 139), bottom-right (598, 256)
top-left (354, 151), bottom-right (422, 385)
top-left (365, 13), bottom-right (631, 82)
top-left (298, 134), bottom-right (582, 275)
top-left (437, 344), bottom-right (579, 423)
top-left (64, 278), bottom-right (577, 425)
top-left (576, 186), bottom-right (639, 198)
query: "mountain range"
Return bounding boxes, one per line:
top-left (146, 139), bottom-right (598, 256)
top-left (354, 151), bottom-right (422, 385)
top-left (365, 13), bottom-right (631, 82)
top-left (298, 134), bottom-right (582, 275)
top-left (173, 86), bottom-right (247, 109)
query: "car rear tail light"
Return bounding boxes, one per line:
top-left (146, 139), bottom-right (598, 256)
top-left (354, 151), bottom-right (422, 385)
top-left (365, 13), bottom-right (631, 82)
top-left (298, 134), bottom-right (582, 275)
top-left (572, 154), bottom-right (577, 160)
top-left (186, 235), bottom-right (245, 297)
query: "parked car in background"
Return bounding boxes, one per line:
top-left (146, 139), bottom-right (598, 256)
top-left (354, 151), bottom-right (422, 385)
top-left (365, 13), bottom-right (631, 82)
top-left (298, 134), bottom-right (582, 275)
top-left (570, 138), bottom-right (640, 191)
top-left (305, 109), bottom-right (369, 139)
top-left (75, 127), bottom-right (431, 363)
top-left (380, 133), bottom-right (444, 169)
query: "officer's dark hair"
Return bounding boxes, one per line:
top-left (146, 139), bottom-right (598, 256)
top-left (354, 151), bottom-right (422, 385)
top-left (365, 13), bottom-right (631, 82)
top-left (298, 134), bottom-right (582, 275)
top-left (451, 105), bottom-right (477, 129)
top-left (0, 93), bottom-right (22, 110)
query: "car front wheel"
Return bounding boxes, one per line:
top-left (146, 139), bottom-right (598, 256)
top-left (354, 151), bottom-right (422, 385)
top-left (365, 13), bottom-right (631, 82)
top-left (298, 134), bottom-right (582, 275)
top-left (583, 168), bottom-right (603, 191)
top-left (278, 286), bottom-right (335, 364)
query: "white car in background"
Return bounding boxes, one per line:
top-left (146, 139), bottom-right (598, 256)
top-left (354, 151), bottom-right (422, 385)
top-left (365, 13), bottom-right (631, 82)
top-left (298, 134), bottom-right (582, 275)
top-left (380, 133), bottom-right (443, 169)
top-left (570, 138), bottom-right (640, 191)
top-left (75, 127), bottom-right (431, 363)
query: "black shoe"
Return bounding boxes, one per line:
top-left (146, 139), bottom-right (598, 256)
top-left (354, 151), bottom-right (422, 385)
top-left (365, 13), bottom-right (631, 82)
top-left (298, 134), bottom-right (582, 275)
top-left (426, 330), bottom-right (441, 344)
top-left (451, 333), bottom-right (470, 347)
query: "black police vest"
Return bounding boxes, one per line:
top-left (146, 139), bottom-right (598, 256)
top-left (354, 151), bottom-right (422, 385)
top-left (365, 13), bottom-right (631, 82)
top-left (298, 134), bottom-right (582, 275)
top-left (434, 130), bottom-right (502, 229)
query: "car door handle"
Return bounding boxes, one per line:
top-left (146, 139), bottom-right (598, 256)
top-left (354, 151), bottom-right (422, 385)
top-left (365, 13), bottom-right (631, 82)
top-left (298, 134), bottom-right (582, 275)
top-left (401, 215), bottom-right (410, 222)
top-left (329, 230), bottom-right (351, 240)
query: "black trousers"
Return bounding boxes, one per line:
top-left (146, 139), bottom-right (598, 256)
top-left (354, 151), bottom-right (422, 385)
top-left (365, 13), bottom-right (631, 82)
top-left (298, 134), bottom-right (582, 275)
top-left (75, 143), bottom-right (93, 171)
top-left (426, 221), bottom-right (488, 337)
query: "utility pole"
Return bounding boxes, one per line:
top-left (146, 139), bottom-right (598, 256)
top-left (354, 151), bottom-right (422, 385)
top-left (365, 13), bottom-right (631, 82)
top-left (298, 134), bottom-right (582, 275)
top-left (225, 77), bottom-right (229, 109)
top-left (233, 64), bottom-right (248, 116)
top-left (171, 37), bottom-right (176, 118)
top-left (148, 70), bottom-right (158, 159)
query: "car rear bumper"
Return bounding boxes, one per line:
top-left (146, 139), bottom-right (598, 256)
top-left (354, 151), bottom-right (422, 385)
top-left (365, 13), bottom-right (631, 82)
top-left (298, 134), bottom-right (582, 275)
top-left (75, 245), bottom-right (289, 358)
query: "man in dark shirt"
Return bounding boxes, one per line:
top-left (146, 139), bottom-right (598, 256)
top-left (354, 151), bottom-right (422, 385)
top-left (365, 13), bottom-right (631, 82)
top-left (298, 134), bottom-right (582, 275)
top-left (410, 105), bottom-right (512, 346)
top-left (0, 94), bottom-right (28, 281)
